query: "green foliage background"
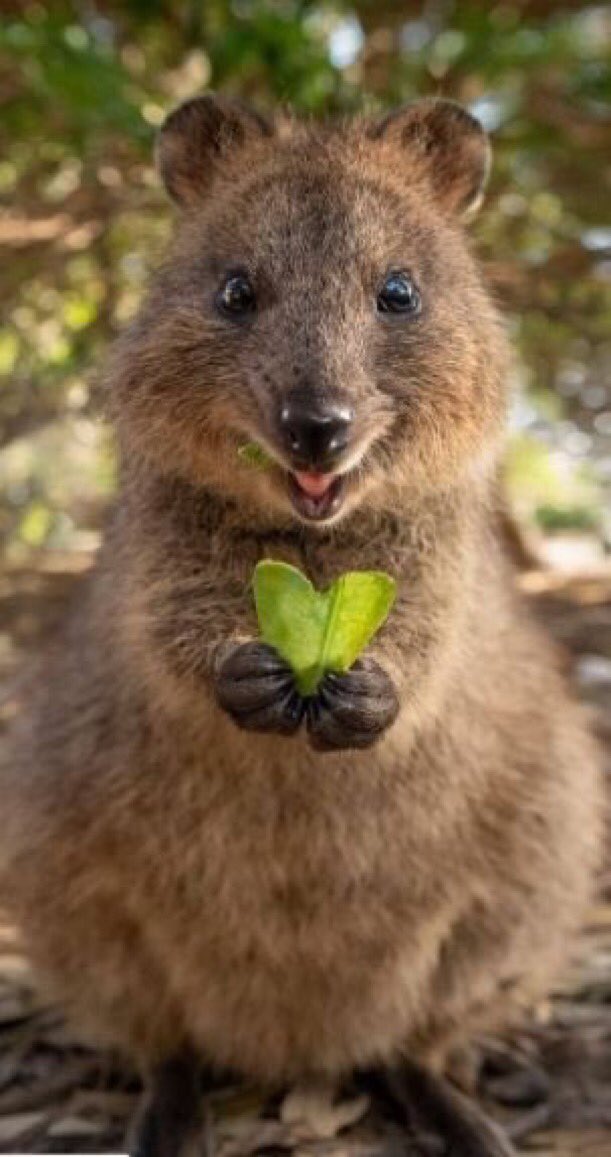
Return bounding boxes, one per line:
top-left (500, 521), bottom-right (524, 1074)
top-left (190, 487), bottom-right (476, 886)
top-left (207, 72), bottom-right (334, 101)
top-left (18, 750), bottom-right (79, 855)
top-left (1, 0), bottom-right (609, 561)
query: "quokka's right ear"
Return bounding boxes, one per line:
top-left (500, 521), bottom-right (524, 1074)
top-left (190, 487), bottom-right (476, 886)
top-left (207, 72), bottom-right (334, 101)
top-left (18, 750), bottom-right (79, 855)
top-left (156, 94), bottom-right (273, 208)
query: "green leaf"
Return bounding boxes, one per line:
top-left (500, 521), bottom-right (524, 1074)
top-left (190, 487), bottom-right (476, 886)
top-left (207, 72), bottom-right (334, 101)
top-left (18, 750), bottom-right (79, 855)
top-left (238, 442), bottom-right (273, 470)
top-left (253, 561), bottom-right (396, 695)
top-left (319, 572), bottom-right (397, 675)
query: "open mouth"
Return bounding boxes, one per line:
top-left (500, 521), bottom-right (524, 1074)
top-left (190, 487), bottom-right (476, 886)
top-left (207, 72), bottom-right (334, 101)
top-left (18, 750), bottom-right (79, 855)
top-left (288, 470), bottom-right (347, 522)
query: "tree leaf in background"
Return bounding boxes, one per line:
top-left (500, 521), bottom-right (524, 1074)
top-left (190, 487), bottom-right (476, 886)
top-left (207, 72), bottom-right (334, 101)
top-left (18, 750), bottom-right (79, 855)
top-left (253, 561), bottom-right (396, 695)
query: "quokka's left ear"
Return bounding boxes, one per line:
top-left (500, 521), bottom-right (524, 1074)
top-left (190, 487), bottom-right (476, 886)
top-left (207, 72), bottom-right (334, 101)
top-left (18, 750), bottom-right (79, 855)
top-left (368, 98), bottom-right (491, 220)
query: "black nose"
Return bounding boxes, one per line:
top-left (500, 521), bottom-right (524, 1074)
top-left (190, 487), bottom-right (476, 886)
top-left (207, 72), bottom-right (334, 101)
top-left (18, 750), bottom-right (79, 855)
top-left (279, 399), bottom-right (353, 468)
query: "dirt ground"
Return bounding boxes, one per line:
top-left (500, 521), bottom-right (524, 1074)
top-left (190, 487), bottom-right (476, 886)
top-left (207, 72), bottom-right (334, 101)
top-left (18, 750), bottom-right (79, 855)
top-left (0, 556), bottom-right (609, 1155)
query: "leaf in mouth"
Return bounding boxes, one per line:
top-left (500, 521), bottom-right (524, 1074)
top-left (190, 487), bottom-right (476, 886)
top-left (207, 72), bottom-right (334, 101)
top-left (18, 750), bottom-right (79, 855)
top-left (253, 560), bottom-right (397, 695)
top-left (238, 442), bottom-right (273, 469)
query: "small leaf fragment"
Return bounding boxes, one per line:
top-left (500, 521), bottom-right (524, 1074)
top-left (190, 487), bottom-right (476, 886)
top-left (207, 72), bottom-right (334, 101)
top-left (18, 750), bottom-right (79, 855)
top-left (238, 442), bottom-right (273, 469)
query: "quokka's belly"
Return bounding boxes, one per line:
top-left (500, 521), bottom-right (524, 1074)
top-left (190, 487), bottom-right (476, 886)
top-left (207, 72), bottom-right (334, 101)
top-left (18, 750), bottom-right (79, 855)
top-left (105, 731), bottom-right (474, 1078)
top-left (133, 772), bottom-right (458, 1079)
top-left (155, 882), bottom-right (454, 1081)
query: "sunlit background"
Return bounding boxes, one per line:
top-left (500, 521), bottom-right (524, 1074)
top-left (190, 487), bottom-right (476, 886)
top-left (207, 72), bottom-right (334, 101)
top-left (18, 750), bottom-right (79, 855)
top-left (1, 0), bottom-right (610, 570)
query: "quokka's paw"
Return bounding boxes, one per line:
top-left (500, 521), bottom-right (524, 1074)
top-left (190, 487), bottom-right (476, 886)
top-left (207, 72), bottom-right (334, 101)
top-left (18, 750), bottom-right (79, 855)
top-left (306, 657), bottom-right (399, 752)
top-left (214, 641), bottom-right (305, 736)
top-left (362, 1061), bottom-right (516, 1157)
top-left (129, 1052), bottom-right (204, 1157)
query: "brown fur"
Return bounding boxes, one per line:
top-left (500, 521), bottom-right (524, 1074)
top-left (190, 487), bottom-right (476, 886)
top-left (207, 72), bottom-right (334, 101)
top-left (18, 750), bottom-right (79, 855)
top-left (1, 99), bottom-right (602, 1089)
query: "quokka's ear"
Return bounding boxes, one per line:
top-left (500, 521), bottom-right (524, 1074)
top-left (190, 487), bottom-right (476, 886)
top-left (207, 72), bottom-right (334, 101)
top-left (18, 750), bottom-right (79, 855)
top-left (369, 98), bottom-right (491, 219)
top-left (156, 94), bottom-right (273, 207)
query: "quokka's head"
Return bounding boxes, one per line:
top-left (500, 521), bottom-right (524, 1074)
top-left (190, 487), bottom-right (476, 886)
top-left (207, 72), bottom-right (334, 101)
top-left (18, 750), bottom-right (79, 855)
top-left (111, 94), bottom-right (509, 526)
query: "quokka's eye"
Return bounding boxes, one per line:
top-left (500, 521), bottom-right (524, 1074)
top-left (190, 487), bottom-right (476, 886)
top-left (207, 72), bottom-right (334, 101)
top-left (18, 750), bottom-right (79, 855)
top-left (377, 271), bottom-right (421, 317)
top-left (216, 273), bottom-right (256, 318)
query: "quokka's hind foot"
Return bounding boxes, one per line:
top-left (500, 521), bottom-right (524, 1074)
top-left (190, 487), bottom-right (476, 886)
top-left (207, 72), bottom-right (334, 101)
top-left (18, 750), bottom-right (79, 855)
top-left (360, 1060), bottom-right (516, 1157)
top-left (129, 1050), bottom-right (206, 1157)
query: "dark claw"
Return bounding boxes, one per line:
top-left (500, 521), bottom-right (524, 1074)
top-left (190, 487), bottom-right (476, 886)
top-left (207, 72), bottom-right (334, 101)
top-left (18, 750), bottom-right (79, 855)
top-left (215, 642), bottom-right (304, 736)
top-left (130, 1051), bottom-right (204, 1157)
top-left (216, 669), bottom-right (295, 714)
top-left (361, 1061), bottom-right (516, 1157)
top-left (306, 658), bottom-right (399, 752)
top-left (324, 657), bottom-right (397, 700)
top-left (228, 686), bottom-right (304, 735)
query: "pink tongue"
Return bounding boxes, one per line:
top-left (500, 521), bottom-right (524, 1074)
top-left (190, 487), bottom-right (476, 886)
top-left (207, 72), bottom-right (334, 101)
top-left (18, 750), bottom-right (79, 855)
top-left (294, 471), bottom-right (335, 499)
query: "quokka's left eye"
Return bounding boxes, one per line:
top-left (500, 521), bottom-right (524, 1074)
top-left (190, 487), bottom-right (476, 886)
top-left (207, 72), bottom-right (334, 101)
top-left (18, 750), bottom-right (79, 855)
top-left (216, 273), bottom-right (256, 318)
top-left (377, 271), bottom-right (421, 317)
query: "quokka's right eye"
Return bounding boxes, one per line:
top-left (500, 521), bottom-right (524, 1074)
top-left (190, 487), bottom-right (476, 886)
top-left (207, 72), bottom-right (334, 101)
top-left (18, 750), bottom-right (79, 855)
top-left (216, 272), bottom-right (256, 319)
